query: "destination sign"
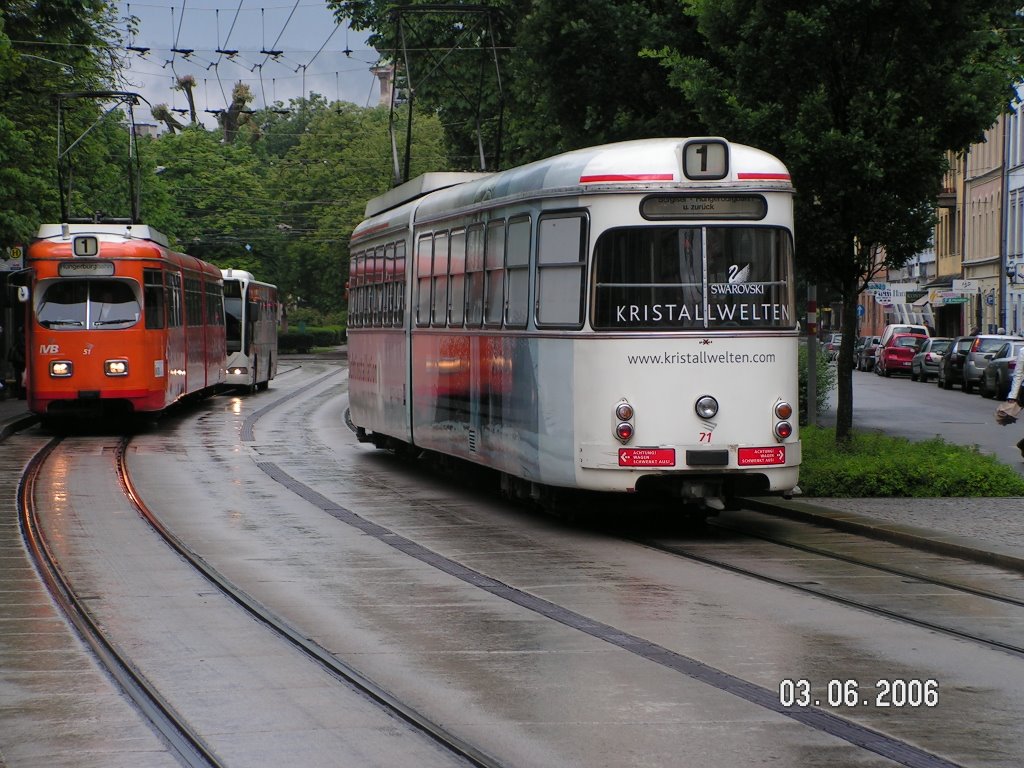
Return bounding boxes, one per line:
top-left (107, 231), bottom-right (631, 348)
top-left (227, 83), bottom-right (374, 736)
top-left (641, 194), bottom-right (767, 220)
top-left (58, 260), bottom-right (115, 277)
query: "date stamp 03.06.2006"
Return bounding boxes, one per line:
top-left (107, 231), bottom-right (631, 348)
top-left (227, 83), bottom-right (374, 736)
top-left (778, 679), bottom-right (939, 709)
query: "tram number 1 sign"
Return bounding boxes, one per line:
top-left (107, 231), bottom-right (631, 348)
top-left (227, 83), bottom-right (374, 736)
top-left (619, 448), bottom-right (677, 467)
top-left (737, 446), bottom-right (787, 466)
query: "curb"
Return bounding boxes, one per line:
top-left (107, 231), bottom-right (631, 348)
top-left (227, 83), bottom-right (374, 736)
top-left (0, 411), bottom-right (39, 443)
top-left (743, 495), bottom-right (1024, 574)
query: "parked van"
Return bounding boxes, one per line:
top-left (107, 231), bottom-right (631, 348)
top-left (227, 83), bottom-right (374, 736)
top-left (879, 323), bottom-right (930, 348)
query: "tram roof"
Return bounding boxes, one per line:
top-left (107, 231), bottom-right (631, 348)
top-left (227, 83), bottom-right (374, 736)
top-left (35, 222), bottom-right (170, 246)
top-left (359, 138), bottom-right (791, 228)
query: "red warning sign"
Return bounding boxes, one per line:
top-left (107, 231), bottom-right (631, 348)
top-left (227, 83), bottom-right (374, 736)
top-left (618, 448), bottom-right (676, 467)
top-left (737, 446), bottom-right (786, 466)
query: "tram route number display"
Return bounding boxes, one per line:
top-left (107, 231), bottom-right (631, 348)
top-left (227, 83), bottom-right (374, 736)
top-left (778, 678), bottom-right (940, 709)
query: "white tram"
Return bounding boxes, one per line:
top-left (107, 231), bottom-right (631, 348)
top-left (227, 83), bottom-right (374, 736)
top-left (347, 138), bottom-right (800, 511)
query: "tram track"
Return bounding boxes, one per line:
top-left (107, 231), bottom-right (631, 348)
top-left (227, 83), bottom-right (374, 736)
top-left (19, 437), bottom-right (224, 768)
top-left (14, 370), bottom-right (1010, 768)
top-left (19, 432), bottom-right (501, 768)
top-left (624, 512), bottom-right (1024, 661)
top-left (232, 397), bottom-right (967, 768)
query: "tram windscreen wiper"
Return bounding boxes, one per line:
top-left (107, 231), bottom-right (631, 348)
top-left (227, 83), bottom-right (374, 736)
top-left (42, 319), bottom-right (84, 327)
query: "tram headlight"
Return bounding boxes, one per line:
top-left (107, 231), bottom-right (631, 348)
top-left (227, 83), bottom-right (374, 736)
top-left (615, 422), bottom-right (634, 441)
top-left (775, 421), bottom-right (794, 440)
top-left (49, 360), bottom-right (73, 378)
top-left (615, 402), bottom-right (634, 421)
top-left (104, 359), bottom-right (129, 376)
top-left (775, 401), bottom-right (793, 420)
top-left (694, 395), bottom-right (719, 419)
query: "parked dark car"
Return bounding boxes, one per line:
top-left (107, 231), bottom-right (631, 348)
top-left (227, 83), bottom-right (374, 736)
top-left (910, 336), bottom-right (952, 382)
top-left (961, 334), bottom-right (1016, 393)
top-left (980, 340), bottom-right (1024, 399)
top-left (875, 334), bottom-right (928, 377)
top-left (856, 335), bottom-right (882, 371)
top-left (938, 336), bottom-right (975, 390)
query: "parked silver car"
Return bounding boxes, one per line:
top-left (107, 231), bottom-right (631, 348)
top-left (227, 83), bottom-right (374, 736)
top-left (980, 340), bottom-right (1024, 399)
top-left (961, 334), bottom-right (1016, 394)
top-left (910, 337), bottom-right (952, 382)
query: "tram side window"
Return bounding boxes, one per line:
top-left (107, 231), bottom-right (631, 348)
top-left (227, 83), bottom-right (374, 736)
top-left (206, 281), bottom-right (224, 326)
top-left (394, 240), bottom-right (406, 326)
top-left (370, 248), bottom-right (383, 326)
top-left (144, 269), bottom-right (165, 329)
top-left (505, 216), bottom-right (531, 328)
top-left (536, 213), bottom-right (586, 328)
top-left (383, 244), bottom-right (396, 326)
top-left (484, 220), bottom-right (505, 327)
top-left (431, 232), bottom-right (449, 327)
top-left (351, 252), bottom-right (365, 328)
top-left (185, 276), bottom-right (203, 326)
top-left (465, 224), bottom-right (485, 327)
top-left (416, 234), bottom-right (433, 327)
top-left (449, 229), bottom-right (467, 327)
top-left (166, 272), bottom-right (183, 327)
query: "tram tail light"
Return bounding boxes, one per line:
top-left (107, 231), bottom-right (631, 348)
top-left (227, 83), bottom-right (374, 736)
top-left (774, 400), bottom-right (794, 441)
top-left (104, 359), bottom-right (129, 376)
top-left (614, 399), bottom-right (635, 443)
top-left (49, 360), bottom-right (73, 378)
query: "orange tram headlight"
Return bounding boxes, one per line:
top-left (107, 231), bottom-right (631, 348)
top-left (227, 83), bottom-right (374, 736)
top-left (49, 360), bottom-right (73, 378)
top-left (104, 359), bottom-right (129, 377)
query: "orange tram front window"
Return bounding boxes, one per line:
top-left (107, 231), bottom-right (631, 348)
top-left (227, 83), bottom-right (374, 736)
top-left (36, 279), bottom-right (141, 330)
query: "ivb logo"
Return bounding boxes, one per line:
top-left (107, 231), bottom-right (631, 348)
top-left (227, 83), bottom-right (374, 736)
top-left (39, 344), bottom-right (60, 355)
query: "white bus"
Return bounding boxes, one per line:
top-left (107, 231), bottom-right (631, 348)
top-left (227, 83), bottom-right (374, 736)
top-left (348, 138), bottom-right (799, 514)
top-left (221, 269), bottom-right (279, 392)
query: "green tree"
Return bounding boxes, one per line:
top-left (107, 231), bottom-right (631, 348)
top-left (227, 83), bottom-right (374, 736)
top-left (268, 103), bottom-right (448, 313)
top-left (329, 0), bottom-right (518, 173)
top-left (653, 0), bottom-right (1024, 441)
top-left (139, 128), bottom-right (272, 269)
top-left (505, 0), bottom-right (704, 163)
top-left (0, 0), bottom-right (124, 243)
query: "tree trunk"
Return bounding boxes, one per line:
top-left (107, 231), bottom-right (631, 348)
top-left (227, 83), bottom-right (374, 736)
top-left (834, 288), bottom-right (861, 442)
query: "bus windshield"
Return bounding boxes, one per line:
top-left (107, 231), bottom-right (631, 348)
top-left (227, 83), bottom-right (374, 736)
top-left (36, 279), bottom-right (141, 330)
top-left (592, 226), bottom-right (795, 330)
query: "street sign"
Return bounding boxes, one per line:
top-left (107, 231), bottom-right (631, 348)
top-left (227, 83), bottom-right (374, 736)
top-left (856, 305), bottom-right (865, 317)
top-left (952, 278), bottom-right (980, 293)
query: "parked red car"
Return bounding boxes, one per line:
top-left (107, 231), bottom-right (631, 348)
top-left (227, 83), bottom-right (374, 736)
top-left (875, 333), bottom-right (928, 377)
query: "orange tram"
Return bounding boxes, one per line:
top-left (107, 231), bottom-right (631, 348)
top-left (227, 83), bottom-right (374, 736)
top-left (24, 223), bottom-right (226, 421)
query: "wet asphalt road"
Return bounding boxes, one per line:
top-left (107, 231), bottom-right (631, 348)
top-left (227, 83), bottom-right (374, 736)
top-left (3, 359), bottom-right (1024, 767)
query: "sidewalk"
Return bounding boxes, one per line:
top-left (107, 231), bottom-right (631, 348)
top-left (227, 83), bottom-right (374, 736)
top-left (2, 389), bottom-right (1022, 572)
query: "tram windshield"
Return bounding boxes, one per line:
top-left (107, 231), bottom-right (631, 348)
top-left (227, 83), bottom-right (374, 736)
top-left (223, 279), bottom-right (244, 353)
top-left (592, 226), bottom-right (795, 330)
top-left (36, 279), bottom-right (141, 330)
